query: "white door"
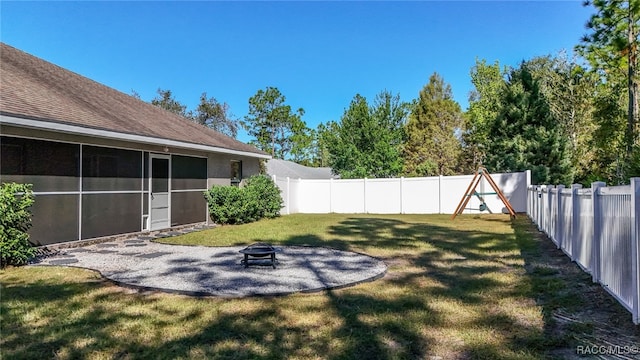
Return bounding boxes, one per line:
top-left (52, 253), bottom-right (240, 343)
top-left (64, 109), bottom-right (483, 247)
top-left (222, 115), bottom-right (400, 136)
top-left (149, 155), bottom-right (170, 230)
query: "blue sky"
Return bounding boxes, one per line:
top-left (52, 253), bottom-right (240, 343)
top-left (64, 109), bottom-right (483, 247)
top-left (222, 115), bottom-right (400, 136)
top-left (2, 1), bottom-right (593, 144)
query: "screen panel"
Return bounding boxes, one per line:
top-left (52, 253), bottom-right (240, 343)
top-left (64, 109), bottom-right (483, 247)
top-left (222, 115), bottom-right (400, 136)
top-left (171, 191), bottom-right (207, 226)
top-left (172, 155), bottom-right (207, 190)
top-left (81, 193), bottom-right (142, 239)
top-left (82, 145), bottom-right (142, 191)
top-left (29, 194), bottom-right (79, 245)
top-left (1, 136), bottom-right (80, 192)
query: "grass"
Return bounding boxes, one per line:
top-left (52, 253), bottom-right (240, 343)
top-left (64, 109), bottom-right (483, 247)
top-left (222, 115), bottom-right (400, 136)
top-left (2, 214), bottom-right (638, 359)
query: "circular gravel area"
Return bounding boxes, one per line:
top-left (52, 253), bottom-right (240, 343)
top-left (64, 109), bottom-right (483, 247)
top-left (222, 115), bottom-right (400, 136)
top-left (33, 240), bottom-right (387, 297)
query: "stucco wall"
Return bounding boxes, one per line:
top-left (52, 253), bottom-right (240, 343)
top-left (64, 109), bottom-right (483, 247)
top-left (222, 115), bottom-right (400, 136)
top-left (207, 153), bottom-right (262, 188)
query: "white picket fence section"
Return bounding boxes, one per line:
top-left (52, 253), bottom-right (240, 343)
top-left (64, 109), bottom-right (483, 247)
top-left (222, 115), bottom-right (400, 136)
top-left (527, 179), bottom-right (640, 324)
top-left (272, 170), bottom-right (530, 215)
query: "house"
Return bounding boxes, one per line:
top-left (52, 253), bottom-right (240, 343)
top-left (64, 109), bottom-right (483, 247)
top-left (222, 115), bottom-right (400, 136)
top-left (0, 43), bottom-right (270, 246)
top-left (265, 159), bottom-right (338, 179)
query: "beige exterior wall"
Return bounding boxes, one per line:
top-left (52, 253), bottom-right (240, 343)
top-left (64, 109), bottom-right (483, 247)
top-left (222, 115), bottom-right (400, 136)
top-left (206, 153), bottom-right (262, 188)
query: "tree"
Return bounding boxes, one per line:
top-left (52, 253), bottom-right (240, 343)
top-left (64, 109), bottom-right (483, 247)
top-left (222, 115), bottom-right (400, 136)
top-left (484, 64), bottom-right (572, 185)
top-left (403, 73), bottom-right (464, 176)
top-left (590, 79), bottom-right (629, 183)
top-left (312, 123), bottom-right (333, 167)
top-left (149, 89), bottom-right (240, 138)
top-left (150, 88), bottom-right (189, 117)
top-left (577, 0), bottom-right (640, 175)
top-left (525, 54), bottom-right (598, 184)
top-left (242, 87), bottom-right (308, 159)
top-left (288, 127), bottom-right (316, 166)
top-left (463, 59), bottom-right (506, 172)
top-left (194, 93), bottom-right (238, 138)
top-left (326, 91), bottom-right (408, 178)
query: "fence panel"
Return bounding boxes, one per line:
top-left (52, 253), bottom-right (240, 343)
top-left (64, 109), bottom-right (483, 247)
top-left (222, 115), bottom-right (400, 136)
top-left (598, 186), bottom-right (634, 312)
top-left (288, 178), bottom-right (301, 214)
top-left (540, 187), bottom-right (549, 234)
top-left (297, 180), bottom-right (331, 213)
top-left (365, 178), bottom-right (401, 214)
top-left (574, 190), bottom-right (593, 273)
top-left (560, 189), bottom-right (573, 257)
top-left (549, 188), bottom-right (559, 246)
top-left (527, 180), bottom-right (639, 325)
top-left (401, 177), bottom-right (440, 214)
top-left (331, 179), bottom-right (365, 213)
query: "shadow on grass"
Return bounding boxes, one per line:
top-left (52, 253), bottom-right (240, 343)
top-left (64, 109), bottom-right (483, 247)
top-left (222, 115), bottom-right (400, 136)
top-left (6, 215), bottom-right (615, 359)
top-left (510, 217), bottom-right (640, 358)
top-left (2, 275), bottom-right (433, 359)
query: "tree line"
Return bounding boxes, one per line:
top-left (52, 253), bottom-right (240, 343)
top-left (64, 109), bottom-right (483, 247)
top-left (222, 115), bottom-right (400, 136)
top-left (144, 0), bottom-right (639, 185)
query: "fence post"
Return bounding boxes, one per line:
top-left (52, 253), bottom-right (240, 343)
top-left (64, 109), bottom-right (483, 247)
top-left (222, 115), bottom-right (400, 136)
top-left (363, 177), bottom-right (367, 214)
top-left (556, 185), bottom-right (565, 249)
top-left (438, 175), bottom-right (443, 214)
top-left (591, 181), bottom-right (606, 283)
top-left (286, 177), bottom-right (290, 215)
top-left (532, 186), bottom-right (537, 227)
top-left (536, 186), bottom-right (542, 230)
top-left (630, 177), bottom-right (640, 324)
top-left (536, 185), bottom-right (543, 228)
top-left (400, 177), bottom-right (404, 214)
top-left (570, 184), bottom-right (583, 261)
top-left (329, 178), bottom-right (333, 213)
top-left (547, 185), bottom-right (554, 237)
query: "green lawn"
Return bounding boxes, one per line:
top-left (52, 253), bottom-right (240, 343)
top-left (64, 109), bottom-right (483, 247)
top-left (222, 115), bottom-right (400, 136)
top-left (1, 214), bottom-right (636, 359)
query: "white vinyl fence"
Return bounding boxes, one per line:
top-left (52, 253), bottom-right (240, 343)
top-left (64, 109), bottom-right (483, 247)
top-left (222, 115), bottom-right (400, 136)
top-left (527, 179), bottom-right (640, 324)
top-left (272, 170), bottom-right (530, 215)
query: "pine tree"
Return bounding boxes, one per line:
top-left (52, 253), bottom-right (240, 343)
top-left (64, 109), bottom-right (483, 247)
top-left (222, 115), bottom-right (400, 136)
top-left (485, 65), bottom-right (572, 185)
top-left (578, 0), bottom-right (640, 179)
top-left (242, 87), bottom-right (307, 159)
top-left (463, 59), bottom-right (505, 172)
top-left (403, 73), bottom-right (464, 176)
top-left (326, 91), bottom-right (407, 178)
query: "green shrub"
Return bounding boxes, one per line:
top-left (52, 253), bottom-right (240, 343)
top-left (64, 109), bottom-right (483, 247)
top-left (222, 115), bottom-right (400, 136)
top-left (204, 185), bottom-right (248, 225)
top-left (1, 183), bottom-right (36, 267)
top-left (204, 175), bottom-right (282, 225)
top-left (244, 175), bottom-right (283, 220)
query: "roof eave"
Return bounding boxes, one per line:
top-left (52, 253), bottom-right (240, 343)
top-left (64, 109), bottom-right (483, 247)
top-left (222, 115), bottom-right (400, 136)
top-left (0, 114), bottom-right (272, 159)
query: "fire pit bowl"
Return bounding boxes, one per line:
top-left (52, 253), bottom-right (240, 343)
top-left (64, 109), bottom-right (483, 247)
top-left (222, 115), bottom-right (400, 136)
top-left (239, 242), bottom-right (278, 268)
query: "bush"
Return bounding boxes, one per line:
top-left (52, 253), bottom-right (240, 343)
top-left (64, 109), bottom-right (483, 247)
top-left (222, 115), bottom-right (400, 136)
top-left (1, 183), bottom-right (36, 267)
top-left (204, 175), bottom-right (283, 225)
top-left (244, 175), bottom-right (283, 220)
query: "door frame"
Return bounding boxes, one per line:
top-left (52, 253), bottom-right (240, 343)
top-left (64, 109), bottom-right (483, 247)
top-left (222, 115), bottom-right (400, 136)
top-left (148, 153), bottom-right (171, 230)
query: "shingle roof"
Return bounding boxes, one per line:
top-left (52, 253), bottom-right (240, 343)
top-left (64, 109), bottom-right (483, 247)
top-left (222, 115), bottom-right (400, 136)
top-left (266, 159), bottom-right (338, 179)
top-left (0, 42), bottom-right (267, 157)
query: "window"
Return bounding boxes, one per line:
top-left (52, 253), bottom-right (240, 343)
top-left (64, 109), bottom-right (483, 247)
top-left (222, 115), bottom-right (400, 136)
top-left (230, 160), bottom-right (242, 186)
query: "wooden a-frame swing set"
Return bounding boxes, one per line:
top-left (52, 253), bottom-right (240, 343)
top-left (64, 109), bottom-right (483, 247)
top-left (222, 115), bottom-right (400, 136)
top-left (451, 167), bottom-right (517, 220)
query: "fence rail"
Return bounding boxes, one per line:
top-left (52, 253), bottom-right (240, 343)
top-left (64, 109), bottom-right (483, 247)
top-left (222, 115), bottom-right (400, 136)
top-left (527, 179), bottom-right (640, 324)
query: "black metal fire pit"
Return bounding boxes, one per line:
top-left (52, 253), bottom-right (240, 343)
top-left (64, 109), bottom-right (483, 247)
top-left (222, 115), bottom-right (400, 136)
top-left (239, 242), bottom-right (278, 269)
